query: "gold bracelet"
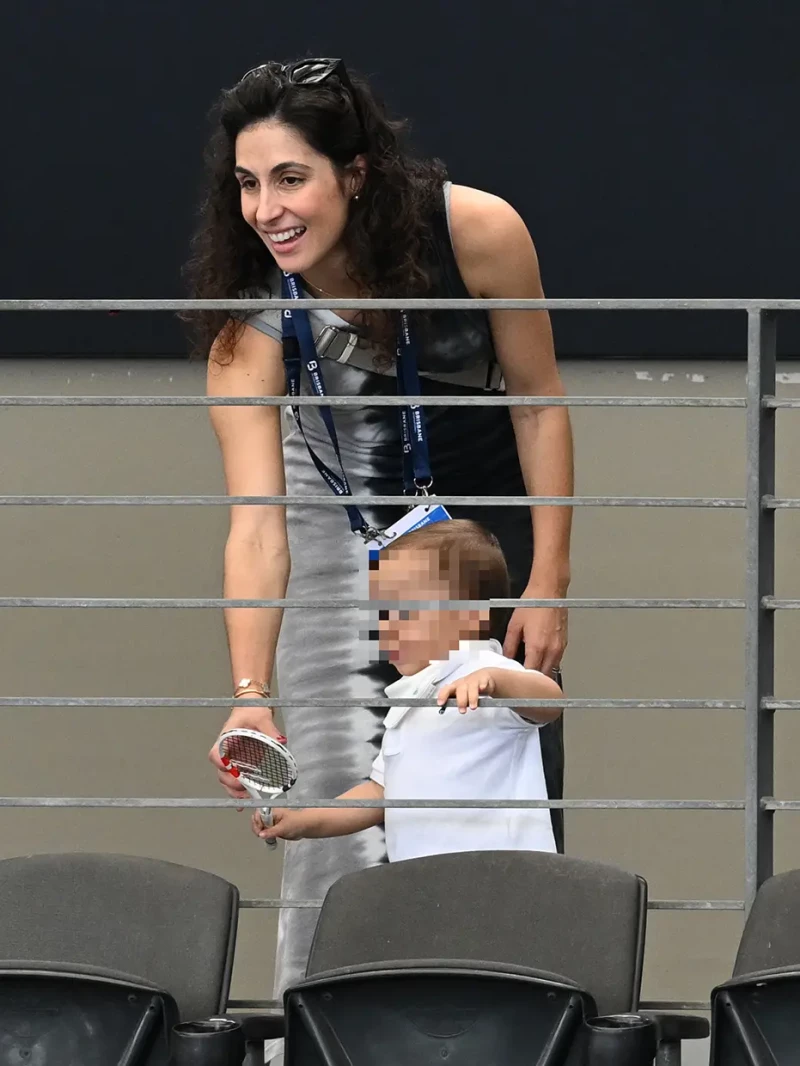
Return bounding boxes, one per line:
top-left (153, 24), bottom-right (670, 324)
top-left (233, 678), bottom-right (270, 699)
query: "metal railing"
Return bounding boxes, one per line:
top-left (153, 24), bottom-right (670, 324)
top-left (1, 295), bottom-right (795, 1013)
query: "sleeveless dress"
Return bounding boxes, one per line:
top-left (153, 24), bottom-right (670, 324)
top-left (242, 182), bottom-right (565, 997)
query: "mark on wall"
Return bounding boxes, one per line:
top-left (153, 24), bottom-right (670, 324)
top-left (634, 370), bottom-right (706, 383)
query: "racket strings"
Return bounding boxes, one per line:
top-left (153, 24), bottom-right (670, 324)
top-left (220, 734), bottom-right (295, 791)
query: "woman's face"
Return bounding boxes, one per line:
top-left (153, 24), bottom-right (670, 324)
top-left (235, 120), bottom-right (357, 274)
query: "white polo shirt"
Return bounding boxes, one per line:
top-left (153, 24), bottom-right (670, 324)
top-left (370, 639), bottom-right (556, 862)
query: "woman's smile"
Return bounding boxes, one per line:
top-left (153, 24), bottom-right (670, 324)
top-left (262, 224), bottom-right (308, 256)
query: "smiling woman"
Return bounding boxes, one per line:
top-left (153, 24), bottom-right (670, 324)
top-left (182, 58), bottom-right (574, 1017)
top-left (236, 158), bottom-right (313, 254)
top-left (234, 130), bottom-right (356, 279)
top-left (183, 58), bottom-right (447, 354)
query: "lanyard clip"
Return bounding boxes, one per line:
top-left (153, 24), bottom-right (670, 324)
top-left (413, 477), bottom-right (433, 497)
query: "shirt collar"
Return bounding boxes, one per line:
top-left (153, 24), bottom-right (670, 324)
top-left (436, 639), bottom-right (501, 676)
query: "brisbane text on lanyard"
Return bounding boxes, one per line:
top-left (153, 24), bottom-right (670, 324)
top-left (280, 272), bottom-right (450, 551)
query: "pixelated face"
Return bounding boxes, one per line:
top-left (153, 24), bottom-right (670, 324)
top-left (370, 548), bottom-right (488, 674)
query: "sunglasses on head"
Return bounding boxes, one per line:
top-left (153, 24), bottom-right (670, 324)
top-left (241, 57), bottom-right (348, 86)
top-left (239, 57), bottom-right (364, 133)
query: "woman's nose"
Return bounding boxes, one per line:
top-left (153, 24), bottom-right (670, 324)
top-left (256, 188), bottom-right (282, 228)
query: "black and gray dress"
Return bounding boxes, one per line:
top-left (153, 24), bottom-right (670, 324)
top-left (242, 181), bottom-right (565, 997)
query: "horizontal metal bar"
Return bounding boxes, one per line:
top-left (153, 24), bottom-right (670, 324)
top-left (0, 494), bottom-right (746, 509)
top-left (228, 999), bottom-right (281, 1010)
top-left (764, 701), bottom-right (800, 710)
top-left (764, 598), bottom-right (800, 609)
top-left (0, 797), bottom-right (745, 809)
top-left (227, 995), bottom-right (711, 1012)
top-left (762, 799), bottom-right (800, 811)
top-left (3, 297), bottom-right (800, 311)
top-left (0, 394), bottom-right (746, 408)
top-left (0, 696), bottom-right (744, 709)
top-left (240, 899), bottom-right (324, 910)
top-left (0, 597), bottom-right (746, 609)
top-left (638, 1001), bottom-right (710, 1013)
top-left (764, 497), bottom-right (800, 509)
top-left (764, 398), bottom-right (800, 409)
top-left (646, 900), bottom-right (744, 911)
top-left (236, 897), bottom-right (743, 911)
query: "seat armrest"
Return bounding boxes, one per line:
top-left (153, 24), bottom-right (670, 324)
top-left (639, 1011), bottom-right (709, 1042)
top-left (218, 1011), bottom-right (285, 1042)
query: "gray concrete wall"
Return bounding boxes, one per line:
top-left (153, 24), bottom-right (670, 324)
top-left (3, 355), bottom-right (800, 1059)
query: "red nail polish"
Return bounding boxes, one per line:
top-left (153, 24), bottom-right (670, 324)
top-left (277, 735), bottom-right (287, 744)
top-left (229, 766), bottom-right (240, 778)
top-left (220, 756), bottom-right (230, 767)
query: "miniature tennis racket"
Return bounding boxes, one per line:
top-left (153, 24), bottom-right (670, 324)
top-left (219, 728), bottom-right (298, 850)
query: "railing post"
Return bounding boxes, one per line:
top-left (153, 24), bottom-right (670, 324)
top-left (744, 308), bottom-right (777, 912)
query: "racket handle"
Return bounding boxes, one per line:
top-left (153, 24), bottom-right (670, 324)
top-left (261, 807), bottom-right (278, 850)
top-left (242, 782), bottom-right (278, 851)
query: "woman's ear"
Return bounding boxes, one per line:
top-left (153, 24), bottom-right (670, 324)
top-left (349, 154), bottom-right (368, 198)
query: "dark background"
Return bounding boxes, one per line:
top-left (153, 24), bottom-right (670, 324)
top-left (1, 0), bottom-right (798, 357)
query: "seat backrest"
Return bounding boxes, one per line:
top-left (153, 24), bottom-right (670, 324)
top-left (287, 967), bottom-right (592, 1066)
top-left (306, 850), bottom-right (646, 1016)
top-left (734, 868), bottom-right (800, 975)
top-left (0, 852), bottom-right (238, 1020)
top-left (711, 971), bottom-right (800, 1065)
top-left (0, 963), bottom-right (179, 1066)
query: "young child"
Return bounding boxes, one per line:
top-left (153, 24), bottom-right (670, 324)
top-left (252, 519), bottom-right (563, 859)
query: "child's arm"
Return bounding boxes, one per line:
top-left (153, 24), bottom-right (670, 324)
top-left (437, 667), bottom-right (563, 723)
top-left (253, 780), bottom-right (385, 843)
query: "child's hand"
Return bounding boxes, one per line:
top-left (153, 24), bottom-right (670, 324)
top-left (251, 807), bottom-right (309, 842)
top-left (437, 669), bottom-right (497, 713)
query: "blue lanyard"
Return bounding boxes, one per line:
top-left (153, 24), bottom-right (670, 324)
top-left (280, 271), bottom-right (433, 537)
top-left (394, 310), bottom-right (433, 494)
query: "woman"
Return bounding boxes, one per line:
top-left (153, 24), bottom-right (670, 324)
top-left (186, 57), bottom-right (573, 998)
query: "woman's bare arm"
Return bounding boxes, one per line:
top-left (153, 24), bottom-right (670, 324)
top-left (207, 323), bottom-right (290, 793)
top-left (449, 185), bottom-right (574, 674)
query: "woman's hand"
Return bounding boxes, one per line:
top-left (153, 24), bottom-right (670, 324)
top-left (208, 705), bottom-right (287, 801)
top-left (503, 582), bottom-right (568, 676)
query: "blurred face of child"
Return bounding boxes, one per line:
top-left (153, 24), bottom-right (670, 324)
top-left (371, 547), bottom-right (488, 675)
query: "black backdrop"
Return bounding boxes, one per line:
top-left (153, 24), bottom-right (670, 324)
top-left (2, 0), bottom-right (799, 357)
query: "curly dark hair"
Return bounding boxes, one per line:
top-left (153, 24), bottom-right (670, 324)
top-left (182, 60), bottom-right (448, 361)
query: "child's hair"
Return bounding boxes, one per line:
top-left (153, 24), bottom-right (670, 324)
top-left (382, 519), bottom-right (511, 639)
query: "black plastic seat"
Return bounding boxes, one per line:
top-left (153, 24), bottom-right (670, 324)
top-left (281, 850), bottom-right (707, 1065)
top-left (287, 961), bottom-right (594, 1066)
top-left (0, 960), bottom-right (179, 1065)
top-left (711, 868), bottom-right (800, 1064)
top-left (0, 852), bottom-right (276, 1064)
